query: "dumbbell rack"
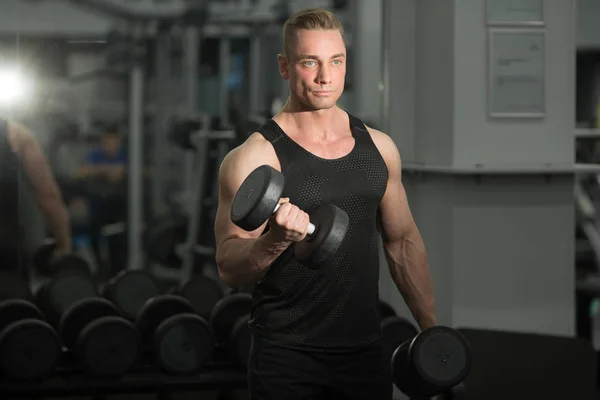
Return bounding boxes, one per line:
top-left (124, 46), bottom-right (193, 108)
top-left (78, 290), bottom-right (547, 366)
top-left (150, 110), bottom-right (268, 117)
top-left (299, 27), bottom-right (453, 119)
top-left (152, 114), bottom-right (235, 284)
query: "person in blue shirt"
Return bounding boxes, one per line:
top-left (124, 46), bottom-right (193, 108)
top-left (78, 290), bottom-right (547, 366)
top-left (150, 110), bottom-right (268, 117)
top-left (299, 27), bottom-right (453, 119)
top-left (77, 125), bottom-right (128, 278)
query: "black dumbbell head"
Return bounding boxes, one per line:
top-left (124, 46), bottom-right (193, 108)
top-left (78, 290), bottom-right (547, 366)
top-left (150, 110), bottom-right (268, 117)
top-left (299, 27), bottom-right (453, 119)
top-left (48, 253), bottom-right (92, 277)
top-left (381, 316), bottom-right (419, 368)
top-left (135, 294), bottom-right (195, 345)
top-left (59, 297), bottom-right (118, 349)
top-left (295, 203), bottom-right (349, 265)
top-left (231, 165), bottom-right (284, 231)
top-left (103, 270), bottom-right (161, 321)
top-left (210, 293), bottom-right (253, 347)
top-left (0, 299), bottom-right (61, 380)
top-left (44, 270), bottom-right (98, 323)
top-left (175, 275), bottom-right (224, 320)
top-left (392, 326), bottom-right (472, 398)
top-left (153, 313), bottom-right (213, 375)
top-left (76, 314), bottom-right (140, 377)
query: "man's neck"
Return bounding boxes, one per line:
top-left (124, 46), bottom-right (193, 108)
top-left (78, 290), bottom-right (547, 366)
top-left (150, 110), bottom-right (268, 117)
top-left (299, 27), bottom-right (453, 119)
top-left (279, 97), bottom-right (342, 140)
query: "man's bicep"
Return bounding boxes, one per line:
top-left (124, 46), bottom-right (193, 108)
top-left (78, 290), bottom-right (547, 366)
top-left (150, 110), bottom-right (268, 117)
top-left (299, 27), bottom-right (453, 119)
top-left (378, 174), bottom-right (414, 243)
top-left (376, 136), bottom-right (415, 243)
top-left (214, 151), bottom-right (268, 247)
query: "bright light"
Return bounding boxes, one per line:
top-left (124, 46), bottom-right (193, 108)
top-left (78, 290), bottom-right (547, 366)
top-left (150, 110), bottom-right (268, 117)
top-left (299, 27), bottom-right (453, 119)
top-left (0, 68), bottom-right (30, 106)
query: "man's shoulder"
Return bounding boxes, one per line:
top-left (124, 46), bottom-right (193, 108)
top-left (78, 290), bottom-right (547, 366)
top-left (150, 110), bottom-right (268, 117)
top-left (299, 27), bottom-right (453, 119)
top-left (220, 132), bottom-right (278, 175)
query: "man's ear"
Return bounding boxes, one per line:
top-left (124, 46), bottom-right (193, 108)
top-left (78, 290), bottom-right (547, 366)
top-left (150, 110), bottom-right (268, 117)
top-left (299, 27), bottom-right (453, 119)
top-left (277, 54), bottom-right (289, 80)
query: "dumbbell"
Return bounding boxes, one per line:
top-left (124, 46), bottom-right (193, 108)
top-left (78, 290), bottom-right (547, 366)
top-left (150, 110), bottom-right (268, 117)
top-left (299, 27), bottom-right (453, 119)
top-left (135, 294), bottom-right (214, 374)
top-left (33, 238), bottom-right (92, 276)
top-left (35, 269), bottom-right (140, 377)
top-left (392, 326), bottom-right (472, 399)
top-left (169, 274), bottom-right (225, 321)
top-left (379, 304), bottom-right (420, 371)
top-left (209, 293), bottom-right (253, 368)
top-left (0, 271), bottom-right (61, 380)
top-left (102, 269), bottom-right (161, 321)
top-left (231, 164), bottom-right (349, 266)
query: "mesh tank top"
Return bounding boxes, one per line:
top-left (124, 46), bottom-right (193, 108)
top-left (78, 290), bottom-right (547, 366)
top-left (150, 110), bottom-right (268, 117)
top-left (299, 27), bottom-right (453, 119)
top-left (248, 112), bottom-right (390, 352)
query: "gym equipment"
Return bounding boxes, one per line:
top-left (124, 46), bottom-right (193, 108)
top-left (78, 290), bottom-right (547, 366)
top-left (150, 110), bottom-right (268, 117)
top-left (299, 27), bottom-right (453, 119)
top-left (35, 269), bottom-right (140, 377)
top-left (135, 294), bottom-right (213, 374)
top-left (0, 299), bottom-right (62, 380)
top-left (381, 315), bottom-right (419, 371)
top-left (209, 293), bottom-right (252, 368)
top-left (0, 270), bottom-right (62, 380)
top-left (143, 215), bottom-right (216, 269)
top-left (230, 165), bottom-right (350, 265)
top-left (170, 274), bottom-right (225, 320)
top-left (33, 238), bottom-right (92, 276)
top-left (392, 326), bottom-right (472, 398)
top-left (143, 215), bottom-right (189, 268)
top-left (102, 270), bottom-right (161, 321)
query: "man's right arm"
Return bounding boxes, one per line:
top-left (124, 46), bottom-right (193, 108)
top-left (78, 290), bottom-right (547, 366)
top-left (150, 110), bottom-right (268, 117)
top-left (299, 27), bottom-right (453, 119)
top-left (214, 135), bottom-right (291, 287)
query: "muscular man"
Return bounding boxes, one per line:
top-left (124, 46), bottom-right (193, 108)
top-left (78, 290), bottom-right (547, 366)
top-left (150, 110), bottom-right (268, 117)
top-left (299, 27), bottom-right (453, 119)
top-left (0, 118), bottom-right (71, 270)
top-left (214, 8), bottom-right (437, 400)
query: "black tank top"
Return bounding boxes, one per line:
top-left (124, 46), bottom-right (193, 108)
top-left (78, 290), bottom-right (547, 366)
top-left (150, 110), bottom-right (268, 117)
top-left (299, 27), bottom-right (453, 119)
top-left (249, 113), bottom-right (389, 353)
top-left (0, 119), bottom-right (23, 246)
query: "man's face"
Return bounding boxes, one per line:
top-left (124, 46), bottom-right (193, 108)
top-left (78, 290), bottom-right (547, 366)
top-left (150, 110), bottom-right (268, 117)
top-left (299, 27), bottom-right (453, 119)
top-left (101, 133), bottom-right (121, 157)
top-left (278, 29), bottom-right (346, 111)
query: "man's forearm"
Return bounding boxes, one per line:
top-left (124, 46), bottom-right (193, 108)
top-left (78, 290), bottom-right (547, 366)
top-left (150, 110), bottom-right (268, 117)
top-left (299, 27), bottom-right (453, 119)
top-left (216, 232), bottom-right (290, 287)
top-left (383, 229), bottom-right (436, 330)
top-left (38, 194), bottom-right (71, 251)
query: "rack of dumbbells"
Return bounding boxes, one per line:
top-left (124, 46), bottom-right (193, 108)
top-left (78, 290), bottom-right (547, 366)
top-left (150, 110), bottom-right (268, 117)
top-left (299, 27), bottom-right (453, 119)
top-left (0, 244), bottom-right (250, 398)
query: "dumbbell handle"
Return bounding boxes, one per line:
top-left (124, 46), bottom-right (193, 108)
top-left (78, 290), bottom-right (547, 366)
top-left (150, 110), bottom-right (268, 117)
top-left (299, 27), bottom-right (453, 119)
top-left (273, 203), bottom-right (316, 235)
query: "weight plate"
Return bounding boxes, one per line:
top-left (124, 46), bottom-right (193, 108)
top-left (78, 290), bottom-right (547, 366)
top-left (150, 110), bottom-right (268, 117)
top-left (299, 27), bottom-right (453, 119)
top-left (47, 271), bottom-right (97, 324)
top-left (76, 315), bottom-right (140, 377)
top-left (0, 319), bottom-right (61, 380)
top-left (295, 203), bottom-right (349, 266)
top-left (0, 270), bottom-right (31, 301)
top-left (210, 293), bottom-right (253, 346)
top-left (230, 165), bottom-right (284, 232)
top-left (230, 314), bottom-right (251, 368)
top-left (49, 254), bottom-right (91, 277)
top-left (0, 299), bottom-right (44, 331)
top-left (154, 313), bottom-right (213, 375)
top-left (177, 275), bottom-right (224, 320)
top-left (391, 341), bottom-right (417, 396)
top-left (411, 326), bottom-right (472, 390)
top-left (105, 270), bottom-right (160, 320)
top-left (135, 294), bottom-right (195, 345)
top-left (59, 297), bottom-right (117, 350)
top-left (381, 316), bottom-right (419, 367)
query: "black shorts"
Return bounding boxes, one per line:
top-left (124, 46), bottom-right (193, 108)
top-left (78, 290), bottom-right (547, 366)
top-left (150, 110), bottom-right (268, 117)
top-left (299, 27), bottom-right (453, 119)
top-left (248, 334), bottom-right (393, 400)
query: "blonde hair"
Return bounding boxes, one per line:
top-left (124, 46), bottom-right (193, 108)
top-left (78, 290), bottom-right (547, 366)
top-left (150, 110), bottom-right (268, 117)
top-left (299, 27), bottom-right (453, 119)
top-left (282, 8), bottom-right (344, 58)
